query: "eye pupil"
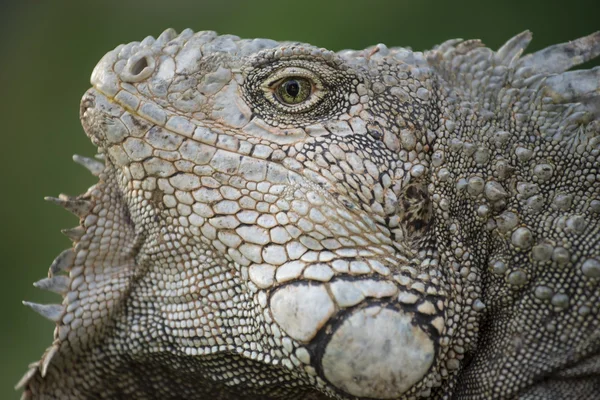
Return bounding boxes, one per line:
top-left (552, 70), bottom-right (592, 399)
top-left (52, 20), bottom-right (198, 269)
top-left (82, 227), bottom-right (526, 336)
top-left (284, 80), bottom-right (300, 98)
top-left (273, 76), bottom-right (312, 106)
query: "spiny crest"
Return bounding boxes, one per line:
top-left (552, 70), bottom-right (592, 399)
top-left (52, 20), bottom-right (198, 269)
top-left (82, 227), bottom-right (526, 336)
top-left (428, 30), bottom-right (600, 145)
top-left (17, 154), bottom-right (105, 394)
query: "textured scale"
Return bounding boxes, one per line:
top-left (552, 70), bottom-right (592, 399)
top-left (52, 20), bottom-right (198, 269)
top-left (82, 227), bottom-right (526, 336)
top-left (18, 28), bottom-right (600, 399)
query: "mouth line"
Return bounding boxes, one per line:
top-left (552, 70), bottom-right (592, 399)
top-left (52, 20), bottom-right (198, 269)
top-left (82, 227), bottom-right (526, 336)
top-left (85, 86), bottom-right (303, 169)
top-left (84, 87), bottom-right (395, 247)
top-left (82, 87), bottom-right (404, 258)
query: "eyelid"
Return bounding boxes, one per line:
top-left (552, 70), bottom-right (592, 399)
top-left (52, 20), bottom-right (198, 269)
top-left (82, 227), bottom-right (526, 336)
top-left (262, 67), bottom-right (324, 90)
top-left (260, 66), bottom-right (327, 112)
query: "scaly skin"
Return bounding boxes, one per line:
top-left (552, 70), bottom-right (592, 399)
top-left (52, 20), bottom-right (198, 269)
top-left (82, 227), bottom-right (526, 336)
top-left (18, 28), bottom-right (600, 399)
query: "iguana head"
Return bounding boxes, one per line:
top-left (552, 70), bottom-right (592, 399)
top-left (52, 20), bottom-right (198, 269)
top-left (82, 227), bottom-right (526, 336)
top-left (80, 28), bottom-right (444, 398)
top-left (20, 27), bottom-right (600, 400)
top-left (77, 27), bottom-right (446, 397)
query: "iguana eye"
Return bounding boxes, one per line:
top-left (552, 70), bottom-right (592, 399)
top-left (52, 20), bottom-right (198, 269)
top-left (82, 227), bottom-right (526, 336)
top-left (276, 77), bottom-right (311, 104)
top-left (261, 67), bottom-right (326, 113)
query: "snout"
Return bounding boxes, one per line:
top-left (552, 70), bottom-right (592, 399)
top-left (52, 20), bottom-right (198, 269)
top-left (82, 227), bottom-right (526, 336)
top-left (79, 88), bottom-right (128, 147)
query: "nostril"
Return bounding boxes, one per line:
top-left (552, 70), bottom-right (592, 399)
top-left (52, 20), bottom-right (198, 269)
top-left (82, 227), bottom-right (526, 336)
top-left (120, 50), bottom-right (155, 82)
top-left (130, 57), bottom-right (149, 76)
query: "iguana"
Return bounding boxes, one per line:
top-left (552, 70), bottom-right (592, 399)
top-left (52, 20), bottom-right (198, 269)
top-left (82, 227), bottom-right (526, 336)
top-left (18, 28), bottom-right (600, 399)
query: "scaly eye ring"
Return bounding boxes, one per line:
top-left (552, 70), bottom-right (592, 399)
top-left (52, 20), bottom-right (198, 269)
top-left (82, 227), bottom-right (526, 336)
top-left (261, 67), bottom-right (326, 113)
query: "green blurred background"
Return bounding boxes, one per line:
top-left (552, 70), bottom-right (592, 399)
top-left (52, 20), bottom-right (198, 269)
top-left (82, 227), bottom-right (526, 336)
top-left (0, 0), bottom-right (598, 397)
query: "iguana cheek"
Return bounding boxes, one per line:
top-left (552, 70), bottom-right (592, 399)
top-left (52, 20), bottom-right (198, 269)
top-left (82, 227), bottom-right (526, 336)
top-left (268, 281), bottom-right (440, 398)
top-left (321, 306), bottom-right (435, 399)
top-left (270, 283), bottom-right (336, 342)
